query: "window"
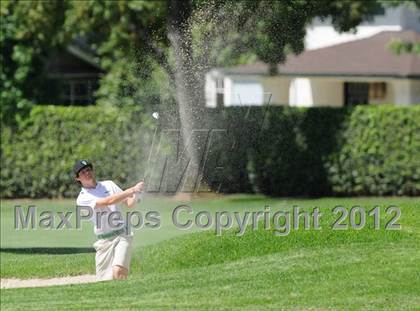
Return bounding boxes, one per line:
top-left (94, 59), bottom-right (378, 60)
top-left (345, 83), bottom-right (369, 106)
top-left (61, 79), bottom-right (99, 105)
top-left (369, 82), bottom-right (387, 100)
top-left (344, 82), bottom-right (387, 106)
top-left (230, 80), bottom-right (263, 106)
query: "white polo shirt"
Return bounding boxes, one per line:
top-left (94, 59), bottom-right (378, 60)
top-left (76, 180), bottom-right (126, 235)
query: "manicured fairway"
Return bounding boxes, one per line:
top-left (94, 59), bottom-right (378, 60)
top-left (1, 195), bottom-right (419, 310)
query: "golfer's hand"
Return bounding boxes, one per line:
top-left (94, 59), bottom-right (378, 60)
top-left (132, 181), bottom-right (145, 193)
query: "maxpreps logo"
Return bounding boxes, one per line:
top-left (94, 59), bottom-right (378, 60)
top-left (144, 93), bottom-right (273, 194)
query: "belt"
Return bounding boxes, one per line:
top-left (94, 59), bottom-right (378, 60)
top-left (96, 228), bottom-right (125, 240)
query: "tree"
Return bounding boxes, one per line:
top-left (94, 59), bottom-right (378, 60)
top-left (388, 38), bottom-right (420, 55)
top-left (2, 0), bottom-right (386, 191)
top-left (0, 0), bottom-right (67, 124)
top-left (61, 0), bottom-right (384, 190)
top-left (383, 0), bottom-right (420, 55)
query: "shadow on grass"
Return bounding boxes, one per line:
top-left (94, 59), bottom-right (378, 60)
top-left (0, 247), bottom-right (95, 254)
top-left (223, 195), bottom-right (269, 204)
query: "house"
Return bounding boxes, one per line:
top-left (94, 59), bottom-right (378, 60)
top-left (205, 5), bottom-right (420, 107)
top-left (45, 38), bottom-right (104, 105)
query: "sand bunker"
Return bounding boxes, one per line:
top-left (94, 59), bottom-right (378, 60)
top-left (1, 274), bottom-right (97, 289)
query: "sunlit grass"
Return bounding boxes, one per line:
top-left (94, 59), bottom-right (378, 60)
top-left (1, 196), bottom-right (419, 310)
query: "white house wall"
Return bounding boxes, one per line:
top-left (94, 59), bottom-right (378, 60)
top-left (309, 79), bottom-right (343, 107)
top-left (393, 80), bottom-right (410, 105)
top-left (411, 80), bottom-right (420, 104)
top-left (287, 77), bottom-right (418, 107)
top-left (261, 76), bottom-right (290, 105)
top-left (393, 79), bottom-right (420, 105)
top-left (223, 77), bottom-right (233, 106)
top-left (205, 72), bottom-right (217, 108)
top-left (205, 72), bottom-right (420, 108)
top-left (288, 78), bottom-right (343, 107)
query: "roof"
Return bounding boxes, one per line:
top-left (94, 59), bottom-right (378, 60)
top-left (67, 45), bottom-right (102, 70)
top-left (221, 31), bottom-right (420, 78)
top-left (45, 37), bottom-right (104, 77)
top-left (67, 37), bottom-right (102, 70)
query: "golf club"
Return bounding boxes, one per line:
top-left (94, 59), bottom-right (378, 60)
top-left (137, 111), bottom-right (160, 202)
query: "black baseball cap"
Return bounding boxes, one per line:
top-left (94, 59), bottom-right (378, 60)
top-left (73, 160), bottom-right (93, 176)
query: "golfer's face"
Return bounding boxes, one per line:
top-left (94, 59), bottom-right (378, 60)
top-left (77, 167), bottom-right (95, 183)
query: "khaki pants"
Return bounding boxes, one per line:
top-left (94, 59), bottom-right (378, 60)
top-left (93, 234), bottom-right (133, 281)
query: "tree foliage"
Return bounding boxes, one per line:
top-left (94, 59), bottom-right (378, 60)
top-left (0, 0), bottom-right (67, 124)
top-left (62, 1), bottom-right (171, 109)
top-left (1, 0), bottom-right (389, 123)
top-left (388, 38), bottom-right (420, 55)
top-left (383, 0), bottom-right (420, 55)
top-left (62, 0), bottom-right (384, 92)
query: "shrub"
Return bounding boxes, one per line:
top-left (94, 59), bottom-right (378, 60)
top-left (1, 105), bottom-right (153, 198)
top-left (1, 105), bottom-right (419, 198)
top-left (326, 105), bottom-right (420, 196)
top-left (203, 105), bottom-right (420, 196)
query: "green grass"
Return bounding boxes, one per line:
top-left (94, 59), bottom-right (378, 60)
top-left (1, 195), bottom-right (419, 310)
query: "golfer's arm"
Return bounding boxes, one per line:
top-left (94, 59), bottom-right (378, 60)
top-left (95, 188), bottom-right (135, 208)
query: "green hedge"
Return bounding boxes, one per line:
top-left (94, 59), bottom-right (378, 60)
top-left (326, 105), bottom-right (420, 196)
top-left (203, 105), bottom-right (420, 196)
top-left (1, 106), bottom-right (153, 198)
top-left (1, 105), bottom-right (419, 198)
top-left (202, 107), bottom-right (349, 196)
top-left (251, 107), bottom-right (349, 196)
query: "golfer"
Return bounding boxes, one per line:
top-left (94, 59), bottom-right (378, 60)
top-left (74, 160), bottom-right (144, 281)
